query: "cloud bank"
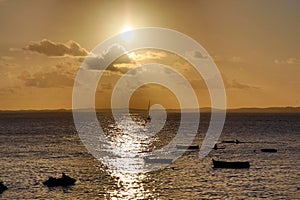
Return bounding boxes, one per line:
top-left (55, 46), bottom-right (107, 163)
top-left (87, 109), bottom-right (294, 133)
top-left (83, 44), bottom-right (134, 73)
top-left (23, 39), bottom-right (89, 57)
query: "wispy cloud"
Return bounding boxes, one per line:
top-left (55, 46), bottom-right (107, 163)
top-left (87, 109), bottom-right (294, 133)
top-left (17, 62), bottom-right (77, 88)
top-left (213, 55), bottom-right (245, 63)
top-left (0, 87), bottom-right (15, 95)
top-left (274, 58), bottom-right (300, 65)
top-left (227, 79), bottom-right (260, 90)
top-left (0, 57), bottom-right (17, 69)
top-left (18, 70), bottom-right (74, 88)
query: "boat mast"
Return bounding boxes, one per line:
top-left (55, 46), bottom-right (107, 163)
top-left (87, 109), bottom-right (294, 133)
top-left (147, 100), bottom-right (151, 120)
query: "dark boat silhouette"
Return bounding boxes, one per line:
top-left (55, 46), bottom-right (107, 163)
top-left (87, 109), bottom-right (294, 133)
top-left (221, 139), bottom-right (241, 144)
top-left (261, 148), bottom-right (277, 153)
top-left (146, 115), bottom-right (151, 121)
top-left (176, 145), bottom-right (199, 150)
top-left (213, 144), bottom-right (225, 150)
top-left (144, 157), bottom-right (173, 164)
top-left (43, 173), bottom-right (76, 187)
top-left (212, 159), bottom-right (250, 169)
top-left (146, 100), bottom-right (151, 121)
top-left (0, 181), bottom-right (8, 194)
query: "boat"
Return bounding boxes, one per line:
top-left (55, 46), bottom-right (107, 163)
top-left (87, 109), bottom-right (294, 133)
top-left (212, 159), bottom-right (250, 169)
top-left (43, 173), bottom-right (76, 187)
top-left (213, 144), bottom-right (225, 150)
top-left (261, 148), bottom-right (277, 153)
top-left (0, 181), bottom-right (8, 194)
top-left (221, 139), bottom-right (241, 144)
top-left (144, 157), bottom-right (173, 164)
top-left (176, 145), bottom-right (199, 150)
top-left (146, 100), bottom-right (151, 121)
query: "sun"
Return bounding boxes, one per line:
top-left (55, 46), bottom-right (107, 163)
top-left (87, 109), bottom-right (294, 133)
top-left (121, 25), bottom-right (133, 33)
top-left (120, 25), bottom-right (135, 42)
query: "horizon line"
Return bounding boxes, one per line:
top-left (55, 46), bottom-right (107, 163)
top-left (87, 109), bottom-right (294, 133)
top-left (0, 106), bottom-right (299, 113)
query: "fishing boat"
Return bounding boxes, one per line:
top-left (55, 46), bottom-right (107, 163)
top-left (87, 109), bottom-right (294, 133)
top-left (43, 173), bottom-right (76, 187)
top-left (176, 145), bottom-right (199, 150)
top-left (221, 139), bottom-right (241, 144)
top-left (261, 148), bottom-right (277, 153)
top-left (0, 181), bottom-right (8, 194)
top-left (213, 144), bottom-right (225, 150)
top-left (212, 159), bottom-right (250, 169)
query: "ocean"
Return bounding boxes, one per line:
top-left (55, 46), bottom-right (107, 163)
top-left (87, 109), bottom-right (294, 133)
top-left (0, 112), bottom-right (299, 199)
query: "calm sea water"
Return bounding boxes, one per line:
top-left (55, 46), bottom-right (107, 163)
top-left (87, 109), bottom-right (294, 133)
top-left (0, 112), bottom-right (299, 199)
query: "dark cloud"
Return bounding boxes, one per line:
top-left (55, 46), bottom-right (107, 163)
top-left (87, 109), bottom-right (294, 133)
top-left (23, 39), bottom-right (89, 57)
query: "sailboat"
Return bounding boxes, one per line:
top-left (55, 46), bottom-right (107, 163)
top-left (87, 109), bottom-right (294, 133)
top-left (146, 100), bottom-right (151, 121)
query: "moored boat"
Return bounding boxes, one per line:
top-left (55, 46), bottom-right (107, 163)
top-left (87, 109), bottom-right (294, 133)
top-left (221, 139), bottom-right (241, 144)
top-left (213, 144), bottom-right (225, 150)
top-left (176, 145), bottom-right (199, 150)
top-left (212, 159), bottom-right (250, 169)
top-left (0, 181), bottom-right (8, 194)
top-left (261, 148), bottom-right (277, 153)
top-left (43, 173), bottom-right (76, 187)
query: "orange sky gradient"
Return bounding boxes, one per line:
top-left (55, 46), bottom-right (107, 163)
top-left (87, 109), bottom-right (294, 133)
top-left (0, 0), bottom-right (299, 110)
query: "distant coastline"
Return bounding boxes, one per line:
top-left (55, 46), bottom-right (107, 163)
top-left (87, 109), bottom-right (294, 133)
top-left (0, 107), bottom-right (299, 113)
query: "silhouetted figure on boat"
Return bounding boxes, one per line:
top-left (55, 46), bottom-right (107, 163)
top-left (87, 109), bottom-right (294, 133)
top-left (43, 173), bottom-right (76, 187)
top-left (0, 181), bottom-right (8, 194)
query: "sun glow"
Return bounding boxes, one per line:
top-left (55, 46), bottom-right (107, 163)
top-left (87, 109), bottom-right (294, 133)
top-left (121, 25), bottom-right (135, 42)
top-left (122, 25), bottom-right (133, 33)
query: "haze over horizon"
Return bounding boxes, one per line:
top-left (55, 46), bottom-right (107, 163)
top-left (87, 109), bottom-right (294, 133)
top-left (0, 0), bottom-right (299, 110)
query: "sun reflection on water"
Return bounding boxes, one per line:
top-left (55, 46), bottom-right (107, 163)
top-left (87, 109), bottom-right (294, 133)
top-left (106, 172), bottom-right (156, 200)
top-left (102, 112), bottom-right (168, 173)
top-left (102, 113), bottom-right (163, 199)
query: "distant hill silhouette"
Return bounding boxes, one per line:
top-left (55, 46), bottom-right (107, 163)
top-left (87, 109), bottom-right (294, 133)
top-left (0, 107), bottom-right (299, 113)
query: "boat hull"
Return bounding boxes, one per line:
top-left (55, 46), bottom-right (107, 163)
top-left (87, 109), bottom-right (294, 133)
top-left (0, 182), bottom-right (8, 194)
top-left (43, 174), bottom-right (76, 187)
top-left (176, 145), bottom-right (199, 150)
top-left (261, 148), bottom-right (277, 153)
top-left (212, 159), bottom-right (250, 169)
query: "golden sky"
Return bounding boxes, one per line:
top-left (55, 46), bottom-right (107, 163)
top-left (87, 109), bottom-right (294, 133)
top-left (0, 0), bottom-right (299, 110)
